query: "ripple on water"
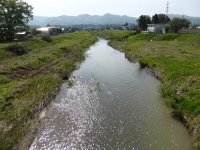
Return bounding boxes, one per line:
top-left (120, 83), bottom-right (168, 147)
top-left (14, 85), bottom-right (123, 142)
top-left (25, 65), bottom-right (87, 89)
top-left (30, 38), bottom-right (192, 150)
top-left (31, 77), bottom-right (106, 149)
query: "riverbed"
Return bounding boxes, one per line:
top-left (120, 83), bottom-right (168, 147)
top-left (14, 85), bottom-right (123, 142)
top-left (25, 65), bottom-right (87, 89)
top-left (30, 38), bottom-right (192, 150)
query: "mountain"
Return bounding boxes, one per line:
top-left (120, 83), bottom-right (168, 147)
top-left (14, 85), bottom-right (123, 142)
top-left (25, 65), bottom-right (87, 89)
top-left (28, 13), bottom-right (138, 26)
top-left (168, 14), bottom-right (200, 25)
top-left (28, 13), bottom-right (200, 26)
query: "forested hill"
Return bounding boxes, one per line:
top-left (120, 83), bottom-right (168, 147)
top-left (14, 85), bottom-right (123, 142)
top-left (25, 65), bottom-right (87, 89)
top-left (168, 14), bottom-right (200, 25)
top-left (28, 13), bottom-right (137, 26)
top-left (28, 13), bottom-right (200, 26)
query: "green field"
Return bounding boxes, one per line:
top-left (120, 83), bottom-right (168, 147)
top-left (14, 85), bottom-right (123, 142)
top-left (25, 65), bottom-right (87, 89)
top-left (96, 30), bottom-right (200, 149)
top-left (0, 31), bottom-right (97, 149)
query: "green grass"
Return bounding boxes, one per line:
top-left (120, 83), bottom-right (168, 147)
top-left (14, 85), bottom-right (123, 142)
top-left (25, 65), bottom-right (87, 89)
top-left (127, 33), bottom-right (157, 41)
top-left (96, 30), bottom-right (135, 41)
top-left (0, 76), bottom-right (10, 85)
top-left (0, 31), bottom-right (97, 149)
top-left (96, 30), bottom-right (200, 149)
top-left (161, 34), bottom-right (180, 41)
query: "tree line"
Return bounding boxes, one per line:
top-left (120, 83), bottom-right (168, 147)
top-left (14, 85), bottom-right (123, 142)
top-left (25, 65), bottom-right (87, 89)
top-left (137, 13), bottom-right (191, 33)
top-left (0, 0), bottom-right (33, 42)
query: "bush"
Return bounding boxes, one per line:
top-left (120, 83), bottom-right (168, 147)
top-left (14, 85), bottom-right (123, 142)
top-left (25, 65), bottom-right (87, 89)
top-left (139, 58), bottom-right (148, 68)
top-left (6, 44), bottom-right (27, 55)
top-left (41, 35), bottom-right (52, 42)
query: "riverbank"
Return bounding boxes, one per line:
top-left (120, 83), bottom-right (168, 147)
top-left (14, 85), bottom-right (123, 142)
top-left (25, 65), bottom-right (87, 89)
top-left (0, 31), bottom-right (97, 149)
top-left (96, 30), bottom-right (200, 149)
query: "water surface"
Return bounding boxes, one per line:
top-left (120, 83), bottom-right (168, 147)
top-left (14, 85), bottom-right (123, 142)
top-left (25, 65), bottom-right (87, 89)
top-left (30, 38), bottom-right (192, 150)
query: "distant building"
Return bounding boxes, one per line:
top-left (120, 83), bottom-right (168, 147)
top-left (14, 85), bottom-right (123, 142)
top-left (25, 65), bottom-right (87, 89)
top-left (147, 23), bottom-right (165, 33)
top-left (122, 26), bottom-right (128, 30)
top-left (36, 27), bottom-right (58, 36)
top-left (16, 32), bottom-right (28, 40)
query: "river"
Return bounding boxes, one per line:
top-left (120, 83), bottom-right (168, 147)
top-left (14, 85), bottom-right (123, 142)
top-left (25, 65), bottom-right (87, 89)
top-left (30, 38), bottom-right (192, 150)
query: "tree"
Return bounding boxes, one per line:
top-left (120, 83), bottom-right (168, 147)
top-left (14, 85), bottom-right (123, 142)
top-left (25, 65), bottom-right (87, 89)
top-left (191, 24), bottom-right (197, 29)
top-left (137, 15), bottom-right (151, 30)
top-left (167, 17), bottom-right (191, 33)
top-left (124, 22), bottom-right (128, 26)
top-left (152, 14), bottom-right (171, 24)
top-left (0, 0), bottom-right (33, 41)
top-left (164, 23), bottom-right (170, 33)
top-left (106, 24), bottom-right (109, 29)
top-left (0, 13), bottom-right (5, 41)
top-left (152, 14), bottom-right (159, 24)
top-left (157, 14), bottom-right (170, 23)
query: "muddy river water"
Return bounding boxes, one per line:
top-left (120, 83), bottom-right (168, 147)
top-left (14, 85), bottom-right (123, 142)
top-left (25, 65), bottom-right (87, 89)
top-left (30, 38), bottom-right (192, 150)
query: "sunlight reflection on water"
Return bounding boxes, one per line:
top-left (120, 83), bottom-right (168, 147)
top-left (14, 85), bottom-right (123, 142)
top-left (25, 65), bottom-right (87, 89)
top-left (30, 38), bottom-right (192, 150)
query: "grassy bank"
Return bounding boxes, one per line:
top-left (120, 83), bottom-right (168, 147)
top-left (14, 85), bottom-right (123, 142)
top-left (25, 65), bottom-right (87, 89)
top-left (0, 31), bottom-right (97, 149)
top-left (96, 30), bottom-right (200, 149)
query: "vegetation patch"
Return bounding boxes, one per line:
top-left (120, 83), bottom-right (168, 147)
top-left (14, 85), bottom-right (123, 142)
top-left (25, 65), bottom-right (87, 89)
top-left (67, 80), bottom-right (73, 87)
top-left (161, 34), bottom-right (180, 41)
top-left (41, 35), bottom-right (52, 42)
top-left (32, 55), bottom-right (51, 67)
top-left (96, 30), bottom-right (135, 41)
top-left (63, 61), bottom-right (75, 74)
top-left (138, 58), bottom-right (148, 68)
top-left (6, 44), bottom-right (27, 55)
top-left (0, 76), bottom-right (10, 85)
top-left (127, 33), bottom-right (157, 41)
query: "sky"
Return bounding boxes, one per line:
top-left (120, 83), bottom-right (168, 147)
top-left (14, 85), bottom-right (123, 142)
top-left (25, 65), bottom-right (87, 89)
top-left (25, 0), bottom-right (200, 18)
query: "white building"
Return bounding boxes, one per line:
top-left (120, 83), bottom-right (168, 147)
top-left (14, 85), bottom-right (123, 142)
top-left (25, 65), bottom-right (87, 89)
top-left (16, 32), bottom-right (28, 40)
top-left (36, 27), bottom-right (58, 36)
top-left (147, 24), bottom-right (165, 33)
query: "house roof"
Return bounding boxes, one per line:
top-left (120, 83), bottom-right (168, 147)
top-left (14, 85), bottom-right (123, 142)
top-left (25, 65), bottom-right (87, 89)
top-left (147, 23), bottom-right (165, 25)
top-left (16, 32), bottom-right (27, 35)
top-left (37, 27), bottom-right (57, 31)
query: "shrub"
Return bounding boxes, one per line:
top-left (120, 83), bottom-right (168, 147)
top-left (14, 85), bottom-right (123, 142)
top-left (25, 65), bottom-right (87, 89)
top-left (139, 58), bottom-right (148, 68)
top-left (41, 35), bottom-right (52, 42)
top-left (6, 44), bottom-right (27, 55)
